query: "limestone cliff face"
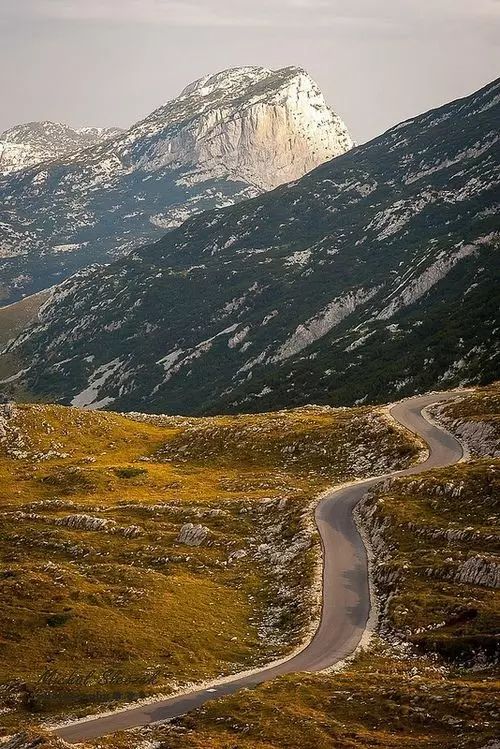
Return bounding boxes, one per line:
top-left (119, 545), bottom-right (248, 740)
top-left (133, 66), bottom-right (353, 190)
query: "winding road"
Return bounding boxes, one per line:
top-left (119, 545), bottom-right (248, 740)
top-left (55, 392), bottom-right (463, 742)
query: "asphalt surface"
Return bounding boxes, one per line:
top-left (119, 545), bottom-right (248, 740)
top-left (55, 392), bottom-right (463, 742)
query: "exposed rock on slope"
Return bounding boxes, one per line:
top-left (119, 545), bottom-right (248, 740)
top-left (429, 403), bottom-right (500, 458)
top-left (0, 121), bottom-right (122, 175)
top-left (6, 79), bottom-right (498, 414)
top-left (153, 67), bottom-right (352, 192)
top-left (356, 458), bottom-right (499, 662)
top-left (177, 523), bottom-right (211, 546)
top-left (428, 384), bottom-right (500, 458)
top-left (0, 66), bottom-right (353, 302)
top-left (455, 555), bottom-right (500, 589)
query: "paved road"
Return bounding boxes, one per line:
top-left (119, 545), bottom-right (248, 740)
top-left (55, 392), bottom-right (463, 742)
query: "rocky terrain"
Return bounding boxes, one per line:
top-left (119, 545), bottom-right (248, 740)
top-left (0, 66), bottom-right (353, 303)
top-left (428, 384), bottom-right (500, 458)
top-left (357, 461), bottom-right (499, 662)
top-left (4, 77), bottom-right (498, 412)
top-left (1, 388), bottom-right (498, 749)
top-left (79, 386), bottom-right (496, 749)
top-left (0, 398), bottom-right (415, 731)
top-left (0, 122), bottom-right (123, 176)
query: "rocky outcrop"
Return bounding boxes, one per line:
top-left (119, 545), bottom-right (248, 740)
top-left (409, 522), bottom-right (498, 545)
top-left (455, 555), bottom-right (500, 588)
top-left (0, 400), bottom-right (15, 438)
top-left (160, 66), bottom-right (353, 192)
top-left (376, 240), bottom-right (483, 320)
top-left (55, 514), bottom-right (143, 538)
top-left (273, 286), bottom-right (379, 362)
top-left (228, 548), bottom-right (247, 562)
top-left (56, 514), bottom-right (114, 532)
top-left (176, 523), bottom-right (210, 546)
top-left (425, 555), bottom-right (500, 590)
top-left (0, 402), bottom-right (31, 459)
top-left (354, 488), bottom-right (402, 640)
top-left (431, 412), bottom-right (500, 458)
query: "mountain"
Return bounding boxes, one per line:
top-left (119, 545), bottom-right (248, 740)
top-left (0, 66), bottom-right (353, 303)
top-left (0, 121), bottom-right (123, 175)
top-left (4, 78), bottom-right (499, 413)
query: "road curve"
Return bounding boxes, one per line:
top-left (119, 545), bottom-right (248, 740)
top-left (55, 392), bottom-right (463, 742)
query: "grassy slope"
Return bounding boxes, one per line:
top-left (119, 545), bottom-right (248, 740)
top-left (100, 386), bottom-right (497, 749)
top-left (0, 290), bottom-right (50, 394)
top-left (440, 384), bottom-right (500, 424)
top-left (0, 290), bottom-right (49, 349)
top-left (0, 401), bottom-right (417, 731)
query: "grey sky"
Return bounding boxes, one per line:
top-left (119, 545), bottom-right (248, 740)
top-left (1, 0), bottom-right (499, 143)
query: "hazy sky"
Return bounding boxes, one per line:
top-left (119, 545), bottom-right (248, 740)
top-left (1, 0), bottom-right (499, 143)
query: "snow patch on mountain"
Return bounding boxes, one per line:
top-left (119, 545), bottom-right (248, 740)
top-left (70, 358), bottom-right (122, 409)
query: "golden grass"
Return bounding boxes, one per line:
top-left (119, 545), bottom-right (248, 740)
top-left (0, 291), bottom-right (50, 349)
top-left (117, 460), bottom-right (499, 749)
top-left (93, 388), bottom-right (498, 749)
top-left (82, 648), bottom-right (500, 749)
top-left (0, 401), bottom-right (417, 730)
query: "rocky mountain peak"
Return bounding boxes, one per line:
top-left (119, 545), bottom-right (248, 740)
top-left (125, 65), bottom-right (353, 191)
top-left (0, 66), bottom-right (353, 303)
top-left (0, 121), bottom-right (122, 175)
top-left (178, 65), bottom-right (274, 98)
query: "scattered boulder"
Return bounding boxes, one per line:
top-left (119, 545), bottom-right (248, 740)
top-left (176, 523), bottom-right (210, 546)
top-left (456, 556), bottom-right (500, 589)
top-left (121, 524), bottom-right (143, 539)
top-left (56, 514), bottom-right (116, 532)
top-left (228, 548), bottom-right (248, 562)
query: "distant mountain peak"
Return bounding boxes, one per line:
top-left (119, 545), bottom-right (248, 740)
top-left (131, 64), bottom-right (353, 192)
top-left (0, 121), bottom-right (123, 175)
top-left (178, 65), bottom-right (274, 97)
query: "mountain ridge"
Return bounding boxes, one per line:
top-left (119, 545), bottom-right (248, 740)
top-left (0, 121), bottom-right (123, 176)
top-left (3, 77), bottom-right (499, 413)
